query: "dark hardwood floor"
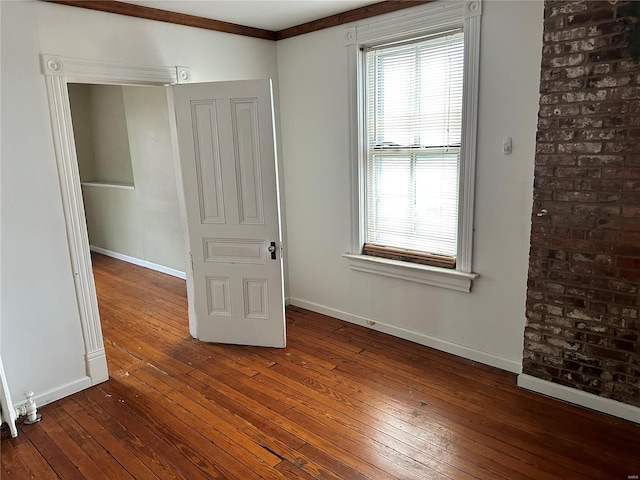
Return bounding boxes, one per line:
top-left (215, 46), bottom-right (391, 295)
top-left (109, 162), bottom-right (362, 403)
top-left (2, 253), bottom-right (639, 479)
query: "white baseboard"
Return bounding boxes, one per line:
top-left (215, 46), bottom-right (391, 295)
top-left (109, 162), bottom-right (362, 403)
top-left (90, 246), bottom-right (186, 279)
top-left (13, 376), bottom-right (93, 412)
top-left (518, 374), bottom-right (640, 424)
top-left (288, 297), bottom-right (522, 374)
top-left (86, 348), bottom-right (109, 385)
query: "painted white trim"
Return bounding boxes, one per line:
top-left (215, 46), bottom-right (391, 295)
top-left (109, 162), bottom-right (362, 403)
top-left (86, 349), bottom-right (108, 385)
top-left (14, 377), bottom-right (93, 411)
top-left (289, 297), bottom-right (521, 373)
top-left (81, 181), bottom-right (135, 190)
top-left (517, 374), bottom-right (640, 424)
top-left (90, 246), bottom-right (186, 279)
top-left (457, 1), bottom-right (481, 273)
top-left (346, 42), bottom-right (365, 255)
top-left (0, 356), bottom-right (18, 437)
top-left (343, 253), bottom-right (477, 292)
top-left (40, 54), bottom-right (180, 85)
top-left (42, 55), bottom-right (185, 388)
top-left (44, 73), bottom-right (108, 387)
top-left (345, 0), bottom-right (481, 278)
top-left (352, 1), bottom-right (465, 45)
top-left (166, 87), bottom-right (198, 337)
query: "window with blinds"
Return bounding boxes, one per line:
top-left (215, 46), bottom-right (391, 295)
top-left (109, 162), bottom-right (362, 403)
top-left (363, 29), bottom-right (464, 268)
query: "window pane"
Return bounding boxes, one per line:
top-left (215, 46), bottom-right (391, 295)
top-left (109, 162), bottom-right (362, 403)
top-left (376, 49), bottom-right (417, 146)
top-left (367, 154), bottom-right (412, 247)
top-left (366, 151), bottom-right (459, 255)
top-left (414, 152), bottom-right (458, 256)
top-left (418, 36), bottom-right (464, 147)
top-left (365, 30), bottom-right (463, 258)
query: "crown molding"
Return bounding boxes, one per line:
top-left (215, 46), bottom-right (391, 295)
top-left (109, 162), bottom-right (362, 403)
top-left (44, 0), bottom-right (432, 41)
top-left (45, 0), bottom-right (278, 40)
top-left (276, 1), bottom-right (431, 40)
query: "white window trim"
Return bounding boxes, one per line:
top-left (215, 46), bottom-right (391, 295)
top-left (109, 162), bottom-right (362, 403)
top-left (343, 0), bottom-right (481, 293)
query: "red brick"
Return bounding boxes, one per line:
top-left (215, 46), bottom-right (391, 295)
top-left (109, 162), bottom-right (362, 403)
top-left (553, 191), bottom-right (598, 202)
top-left (580, 129), bottom-right (625, 141)
top-left (613, 294), bottom-right (639, 307)
top-left (552, 215), bottom-right (597, 228)
top-left (564, 65), bottom-right (594, 78)
top-left (538, 202), bottom-right (574, 215)
top-left (537, 130), bottom-right (577, 142)
top-left (613, 244), bottom-right (640, 256)
top-left (536, 178), bottom-right (573, 190)
top-left (549, 237), bottom-right (594, 251)
top-left (557, 142), bottom-right (602, 154)
top-left (597, 218), bottom-right (640, 231)
top-left (575, 179), bottom-right (622, 191)
top-left (617, 257), bottom-right (640, 270)
top-left (573, 204), bottom-right (620, 216)
top-left (617, 231), bottom-right (640, 245)
top-left (560, 117), bottom-right (604, 129)
top-left (548, 1), bottom-right (588, 17)
top-left (540, 104), bottom-right (582, 117)
top-left (537, 154), bottom-right (577, 166)
top-left (541, 79), bottom-right (584, 93)
top-left (621, 206), bottom-right (640, 217)
top-left (537, 143), bottom-right (556, 153)
top-left (623, 180), bottom-right (640, 191)
top-left (556, 167), bottom-right (601, 178)
top-left (567, 37), bottom-right (610, 53)
top-left (603, 142), bottom-right (634, 153)
top-left (597, 192), bottom-right (622, 203)
top-left (587, 75), bottom-right (632, 88)
top-left (623, 192), bottom-right (640, 204)
top-left (602, 167), bottom-right (640, 179)
top-left (591, 264), bottom-right (619, 277)
top-left (619, 269), bottom-right (640, 282)
top-left (582, 102), bottom-right (629, 116)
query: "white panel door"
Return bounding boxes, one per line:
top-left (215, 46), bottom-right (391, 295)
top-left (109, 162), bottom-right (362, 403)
top-left (172, 79), bottom-right (285, 347)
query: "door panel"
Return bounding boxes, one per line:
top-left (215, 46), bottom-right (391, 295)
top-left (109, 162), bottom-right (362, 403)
top-left (173, 79), bottom-right (285, 347)
top-left (191, 101), bottom-right (226, 224)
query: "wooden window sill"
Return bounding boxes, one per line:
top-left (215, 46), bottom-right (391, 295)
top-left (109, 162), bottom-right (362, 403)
top-left (363, 244), bottom-right (456, 269)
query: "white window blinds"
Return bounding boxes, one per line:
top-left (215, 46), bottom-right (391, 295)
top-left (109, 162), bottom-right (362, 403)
top-left (364, 30), bottom-right (464, 259)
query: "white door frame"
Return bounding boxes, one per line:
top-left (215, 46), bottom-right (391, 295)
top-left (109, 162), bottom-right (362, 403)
top-left (40, 54), bottom-right (191, 385)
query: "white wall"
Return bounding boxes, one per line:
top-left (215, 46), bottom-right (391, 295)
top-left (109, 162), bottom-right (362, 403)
top-left (119, 85), bottom-right (185, 272)
top-left (277, 1), bottom-right (543, 372)
top-left (0, 0), bottom-right (280, 407)
top-left (84, 85), bottom-right (134, 185)
top-left (0, 0), bottom-right (541, 414)
top-left (68, 84), bottom-right (96, 181)
top-left (71, 85), bottom-right (186, 272)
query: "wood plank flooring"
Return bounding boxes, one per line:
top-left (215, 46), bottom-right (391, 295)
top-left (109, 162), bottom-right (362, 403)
top-left (2, 253), bottom-right (639, 479)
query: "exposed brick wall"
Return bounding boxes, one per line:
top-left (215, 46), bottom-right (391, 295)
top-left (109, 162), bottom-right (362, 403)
top-left (524, 0), bottom-right (640, 408)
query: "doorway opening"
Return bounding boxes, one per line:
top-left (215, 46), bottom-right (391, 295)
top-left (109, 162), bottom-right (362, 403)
top-left (41, 55), bottom-right (188, 386)
top-left (42, 55), bottom-right (287, 389)
top-left (66, 83), bottom-right (187, 280)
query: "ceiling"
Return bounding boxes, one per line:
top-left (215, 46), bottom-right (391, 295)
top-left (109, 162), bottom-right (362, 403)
top-left (122, 0), bottom-right (380, 31)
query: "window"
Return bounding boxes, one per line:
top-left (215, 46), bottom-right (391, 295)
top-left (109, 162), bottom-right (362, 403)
top-left (343, 0), bottom-right (481, 292)
top-left (364, 31), bottom-right (463, 269)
